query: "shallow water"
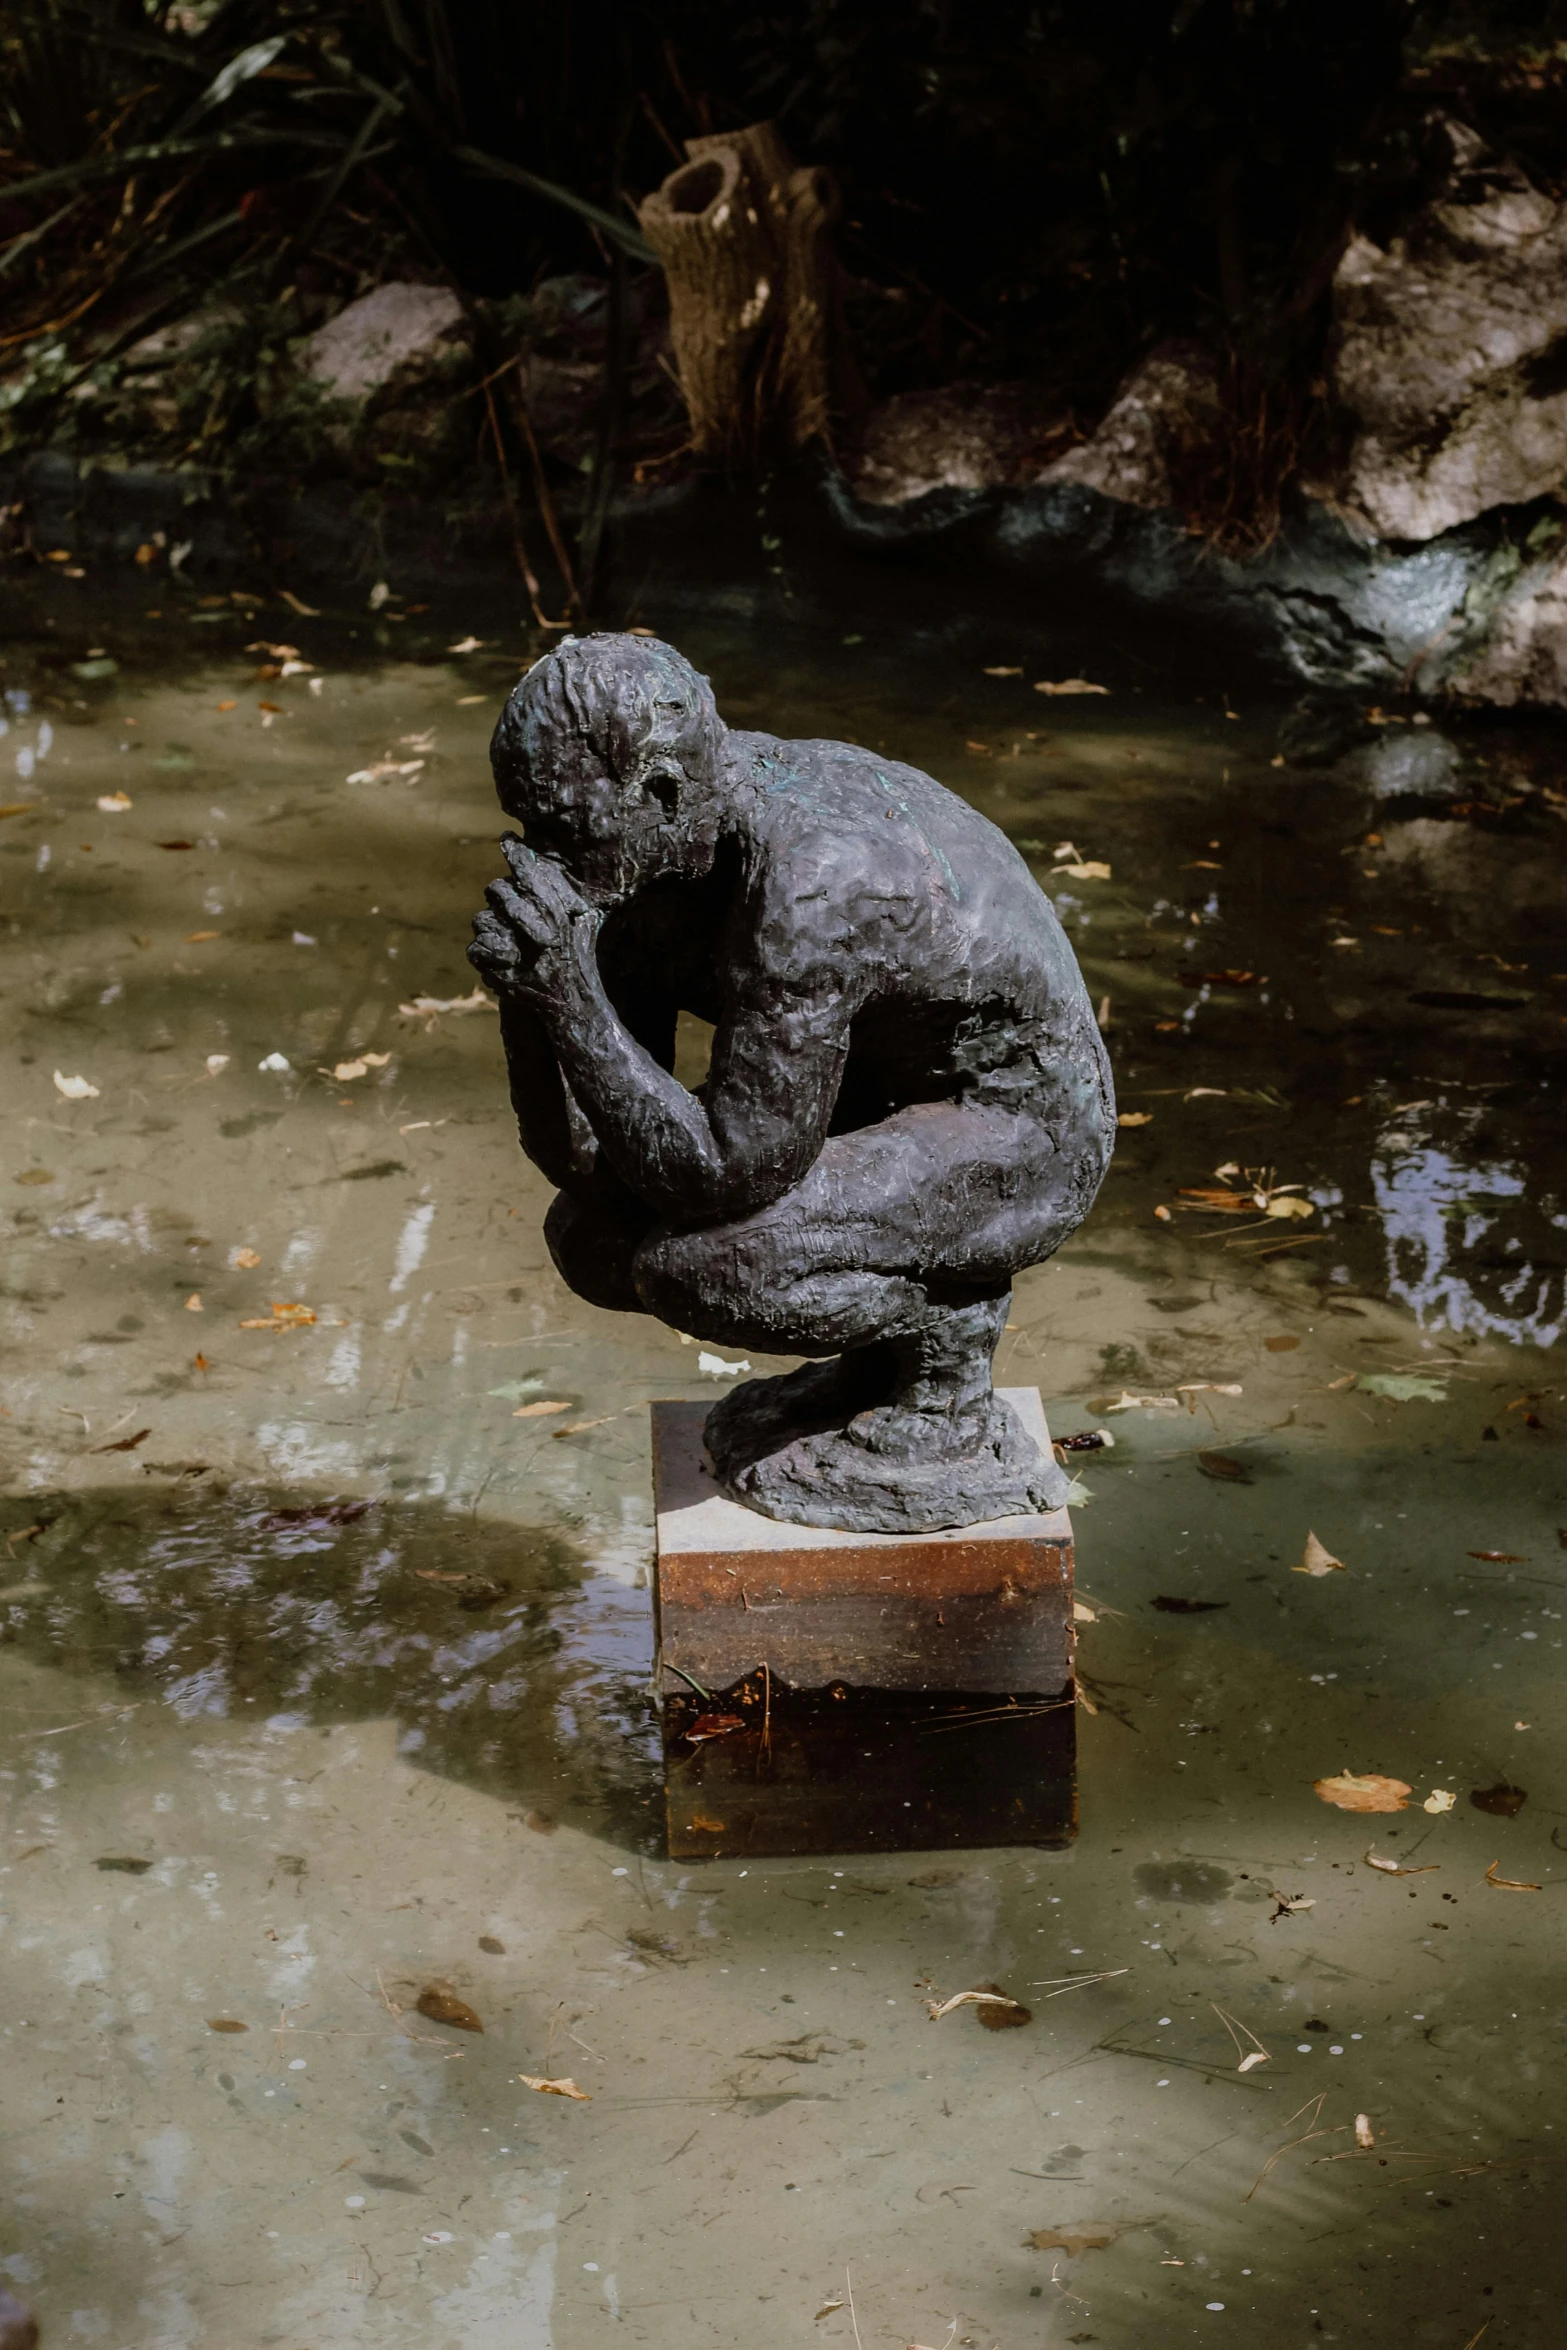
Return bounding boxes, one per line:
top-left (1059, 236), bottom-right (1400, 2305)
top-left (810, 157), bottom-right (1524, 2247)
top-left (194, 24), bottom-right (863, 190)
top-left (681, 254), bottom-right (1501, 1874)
top-left (1, 547), bottom-right (1564, 2346)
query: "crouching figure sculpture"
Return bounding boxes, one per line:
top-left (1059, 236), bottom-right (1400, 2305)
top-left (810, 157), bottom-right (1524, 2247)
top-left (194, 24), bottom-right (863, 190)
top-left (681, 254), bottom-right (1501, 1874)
top-left (469, 634), bottom-right (1114, 1534)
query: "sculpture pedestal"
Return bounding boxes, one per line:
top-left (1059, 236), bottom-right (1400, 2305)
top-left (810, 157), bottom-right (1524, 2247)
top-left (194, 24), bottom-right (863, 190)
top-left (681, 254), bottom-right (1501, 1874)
top-left (652, 1390), bottom-right (1076, 1858)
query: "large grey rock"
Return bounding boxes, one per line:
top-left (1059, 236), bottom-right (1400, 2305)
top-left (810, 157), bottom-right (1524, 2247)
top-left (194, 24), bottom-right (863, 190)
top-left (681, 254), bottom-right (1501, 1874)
top-left (1037, 344), bottom-right (1222, 510)
top-left (1329, 119), bottom-right (1567, 542)
top-left (1445, 533), bottom-right (1567, 705)
top-left (299, 282), bottom-right (467, 408)
top-left (845, 380), bottom-right (1074, 506)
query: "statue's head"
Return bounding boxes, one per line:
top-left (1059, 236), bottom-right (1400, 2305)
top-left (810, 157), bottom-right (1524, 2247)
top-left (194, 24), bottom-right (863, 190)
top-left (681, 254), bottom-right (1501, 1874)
top-left (490, 634), bottom-right (725, 904)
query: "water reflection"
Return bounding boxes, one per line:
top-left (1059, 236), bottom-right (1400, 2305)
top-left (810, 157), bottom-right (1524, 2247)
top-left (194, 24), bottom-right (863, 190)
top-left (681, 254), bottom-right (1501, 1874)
top-left (1, 1487), bottom-right (661, 1842)
top-left (1374, 1116), bottom-right (1565, 1346)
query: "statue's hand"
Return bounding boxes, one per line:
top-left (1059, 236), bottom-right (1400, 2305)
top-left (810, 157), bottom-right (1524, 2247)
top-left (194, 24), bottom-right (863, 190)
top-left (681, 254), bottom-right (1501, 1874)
top-left (467, 836), bottom-right (599, 1003)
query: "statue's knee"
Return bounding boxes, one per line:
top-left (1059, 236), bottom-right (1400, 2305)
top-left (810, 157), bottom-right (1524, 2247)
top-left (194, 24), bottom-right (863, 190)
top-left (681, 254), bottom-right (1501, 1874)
top-left (544, 1192), bottom-right (646, 1314)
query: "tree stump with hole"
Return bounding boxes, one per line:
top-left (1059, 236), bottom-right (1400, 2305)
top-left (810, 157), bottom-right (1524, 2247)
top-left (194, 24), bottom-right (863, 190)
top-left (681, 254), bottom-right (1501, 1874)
top-left (637, 120), bottom-right (840, 462)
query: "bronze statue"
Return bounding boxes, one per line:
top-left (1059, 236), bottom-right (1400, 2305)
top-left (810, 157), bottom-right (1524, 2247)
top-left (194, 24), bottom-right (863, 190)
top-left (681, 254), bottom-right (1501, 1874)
top-left (470, 634), bottom-right (1114, 1533)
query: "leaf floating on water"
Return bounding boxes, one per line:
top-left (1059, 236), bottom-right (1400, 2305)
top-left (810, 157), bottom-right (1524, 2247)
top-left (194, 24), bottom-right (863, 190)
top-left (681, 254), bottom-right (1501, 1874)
top-left (1034, 678), bottom-right (1108, 697)
top-left (1197, 1450), bottom-right (1250, 1482)
top-left (1357, 1373), bottom-right (1447, 1403)
top-left (1058, 860), bottom-right (1112, 881)
top-left (684, 1713), bottom-right (747, 1743)
top-left (518, 2073), bottom-right (590, 2099)
top-left (1265, 1194), bottom-right (1314, 1221)
top-left (925, 1985), bottom-right (1030, 2025)
top-left (207, 2017), bottom-right (249, 2032)
top-left (972, 1979), bottom-right (1032, 2030)
top-left (416, 1987), bottom-right (483, 2032)
top-left (1265, 1334), bottom-right (1300, 1352)
top-left (1237, 2050), bottom-right (1268, 2072)
top-left (93, 1428), bottom-right (151, 1454)
top-left (1314, 1772), bottom-right (1411, 1814)
top-left (513, 1399), bottom-right (571, 1418)
top-left (1117, 1111), bottom-right (1153, 1127)
top-left (1485, 1860), bottom-right (1542, 1892)
top-left (1469, 1782), bottom-right (1527, 1818)
top-left (1023, 2222), bottom-right (1117, 2254)
top-left (1091, 1390), bottom-right (1180, 1413)
top-left (1423, 1788), bottom-right (1457, 1814)
top-left (240, 1303), bottom-right (317, 1331)
top-left (53, 1070), bottom-right (100, 1100)
top-left (1355, 2113), bottom-right (1375, 2148)
top-left (1365, 1850), bottom-right (1438, 1876)
top-left (1296, 1531), bottom-right (1346, 1577)
top-left (1468, 1550), bottom-right (1527, 1563)
top-left (95, 1856), bottom-right (152, 1873)
top-left (398, 988), bottom-right (494, 1019)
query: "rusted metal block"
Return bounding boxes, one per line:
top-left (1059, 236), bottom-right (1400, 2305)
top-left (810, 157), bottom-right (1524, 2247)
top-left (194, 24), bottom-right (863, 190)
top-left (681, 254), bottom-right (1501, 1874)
top-left (652, 1389), bottom-right (1073, 1697)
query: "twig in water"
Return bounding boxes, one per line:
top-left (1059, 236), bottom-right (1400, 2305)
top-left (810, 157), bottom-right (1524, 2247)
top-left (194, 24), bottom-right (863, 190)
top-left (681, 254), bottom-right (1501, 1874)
top-left (1211, 2000), bottom-right (1271, 2072)
top-left (844, 2264), bottom-right (863, 2350)
top-left (926, 1988), bottom-right (1028, 2021)
top-left (1246, 2092), bottom-right (1347, 2201)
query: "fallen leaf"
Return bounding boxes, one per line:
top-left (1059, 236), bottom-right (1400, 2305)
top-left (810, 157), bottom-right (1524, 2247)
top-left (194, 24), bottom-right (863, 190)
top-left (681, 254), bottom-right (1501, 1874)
top-left (1153, 1203), bottom-right (1172, 1221)
top-left (1059, 861), bottom-right (1112, 880)
top-left (0, 803), bottom-right (36, 819)
top-left (96, 790), bottom-right (132, 812)
top-left (1073, 1599), bottom-right (1097, 1623)
top-left (1151, 1595), bottom-right (1228, 1613)
top-left (230, 1246), bottom-right (261, 1269)
top-left (1468, 1550), bottom-right (1527, 1563)
top-left (1034, 678), bottom-right (1108, 697)
top-left (552, 1416), bottom-right (615, 1437)
top-left (14, 1168), bottom-right (53, 1185)
top-left (93, 1428), bottom-right (151, 1454)
top-left (814, 2298), bottom-right (846, 2320)
top-left (1197, 1450), bottom-right (1249, 1482)
top-left (347, 758), bottom-right (424, 784)
top-left (95, 1855), bottom-right (152, 1873)
top-left (982, 665), bottom-right (1022, 676)
top-left (479, 1935), bottom-right (505, 1954)
top-left (184, 1293), bottom-right (203, 1313)
top-left (1364, 1850), bottom-right (1438, 1875)
top-left (513, 1399), bottom-right (570, 1418)
top-left (1265, 1335), bottom-right (1300, 1352)
top-left (187, 931), bottom-right (221, 943)
top-left (1269, 1891), bottom-right (1315, 1917)
top-left (1237, 2050), bottom-right (1268, 2073)
top-left (1423, 1788), bottom-right (1456, 1814)
top-left (416, 1987), bottom-right (483, 2031)
top-left (1117, 1111), bottom-right (1154, 1127)
top-left (1357, 1373), bottom-right (1447, 1403)
top-left (684, 1713), bottom-right (747, 1743)
top-left (257, 700), bottom-right (283, 714)
top-left (1355, 2113), bottom-right (1375, 2148)
top-left (1469, 1782), bottom-right (1527, 1818)
top-left (686, 1813), bottom-right (725, 1833)
top-left (53, 1070), bottom-right (100, 1100)
top-left (240, 1303), bottom-right (317, 1331)
top-left (1485, 1860), bottom-right (1541, 1892)
top-left (518, 2073), bottom-right (590, 2099)
top-left (398, 988), bottom-right (495, 1018)
top-left (447, 636), bottom-right (484, 653)
top-left (1091, 1390), bottom-right (1180, 1413)
top-left (964, 739), bottom-right (994, 755)
top-left (207, 2017), bottom-right (249, 2032)
top-left (698, 1350), bottom-right (751, 1378)
top-left (925, 1986), bottom-right (1030, 2024)
top-left (278, 589), bottom-right (321, 617)
top-left (1314, 1772), bottom-right (1411, 1814)
top-left (1296, 1531), bottom-right (1345, 1577)
top-left (216, 699), bottom-right (238, 712)
top-left (1022, 2223), bottom-right (1116, 2254)
top-left (193, 1352), bottom-right (210, 1372)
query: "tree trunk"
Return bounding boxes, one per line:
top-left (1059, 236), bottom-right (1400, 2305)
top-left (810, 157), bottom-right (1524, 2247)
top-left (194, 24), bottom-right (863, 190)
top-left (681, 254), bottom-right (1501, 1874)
top-left (637, 120), bottom-right (840, 463)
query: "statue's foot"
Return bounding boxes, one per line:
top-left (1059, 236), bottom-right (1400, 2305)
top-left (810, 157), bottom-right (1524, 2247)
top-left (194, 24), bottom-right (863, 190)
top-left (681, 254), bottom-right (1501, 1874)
top-left (703, 1295), bottom-right (1071, 1534)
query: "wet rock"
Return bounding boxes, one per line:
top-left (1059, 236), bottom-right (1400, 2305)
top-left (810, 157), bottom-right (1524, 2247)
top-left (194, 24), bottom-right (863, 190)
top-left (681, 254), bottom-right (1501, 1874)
top-left (845, 380), bottom-right (1075, 507)
top-left (1329, 119), bottom-right (1567, 542)
top-left (1349, 726), bottom-right (1462, 799)
top-left (1037, 343), bottom-right (1222, 510)
top-left (1445, 532), bottom-right (1567, 706)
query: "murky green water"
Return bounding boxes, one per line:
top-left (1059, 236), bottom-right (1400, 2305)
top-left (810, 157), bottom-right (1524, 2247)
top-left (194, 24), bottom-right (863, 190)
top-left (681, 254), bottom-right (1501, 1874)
top-left (2, 547), bottom-right (1563, 2346)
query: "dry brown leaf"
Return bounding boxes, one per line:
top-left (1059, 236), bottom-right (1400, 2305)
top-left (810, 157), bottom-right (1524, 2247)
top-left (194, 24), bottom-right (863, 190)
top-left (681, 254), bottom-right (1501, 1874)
top-left (1485, 1860), bottom-right (1541, 1892)
top-left (1296, 1531), bottom-right (1346, 1577)
top-left (1314, 1771), bottom-right (1410, 1813)
top-left (1265, 1334), bottom-right (1300, 1352)
top-left (416, 1987), bottom-right (483, 2031)
top-left (240, 1303), bottom-right (317, 1331)
top-left (231, 1246), bottom-right (261, 1269)
top-left (1364, 1849), bottom-right (1438, 1876)
top-left (1022, 2222), bottom-right (1116, 2255)
top-left (513, 1399), bottom-right (570, 1418)
top-left (1423, 1788), bottom-right (1457, 1814)
top-left (206, 2017), bottom-right (248, 2033)
top-left (519, 2073), bottom-right (591, 2099)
